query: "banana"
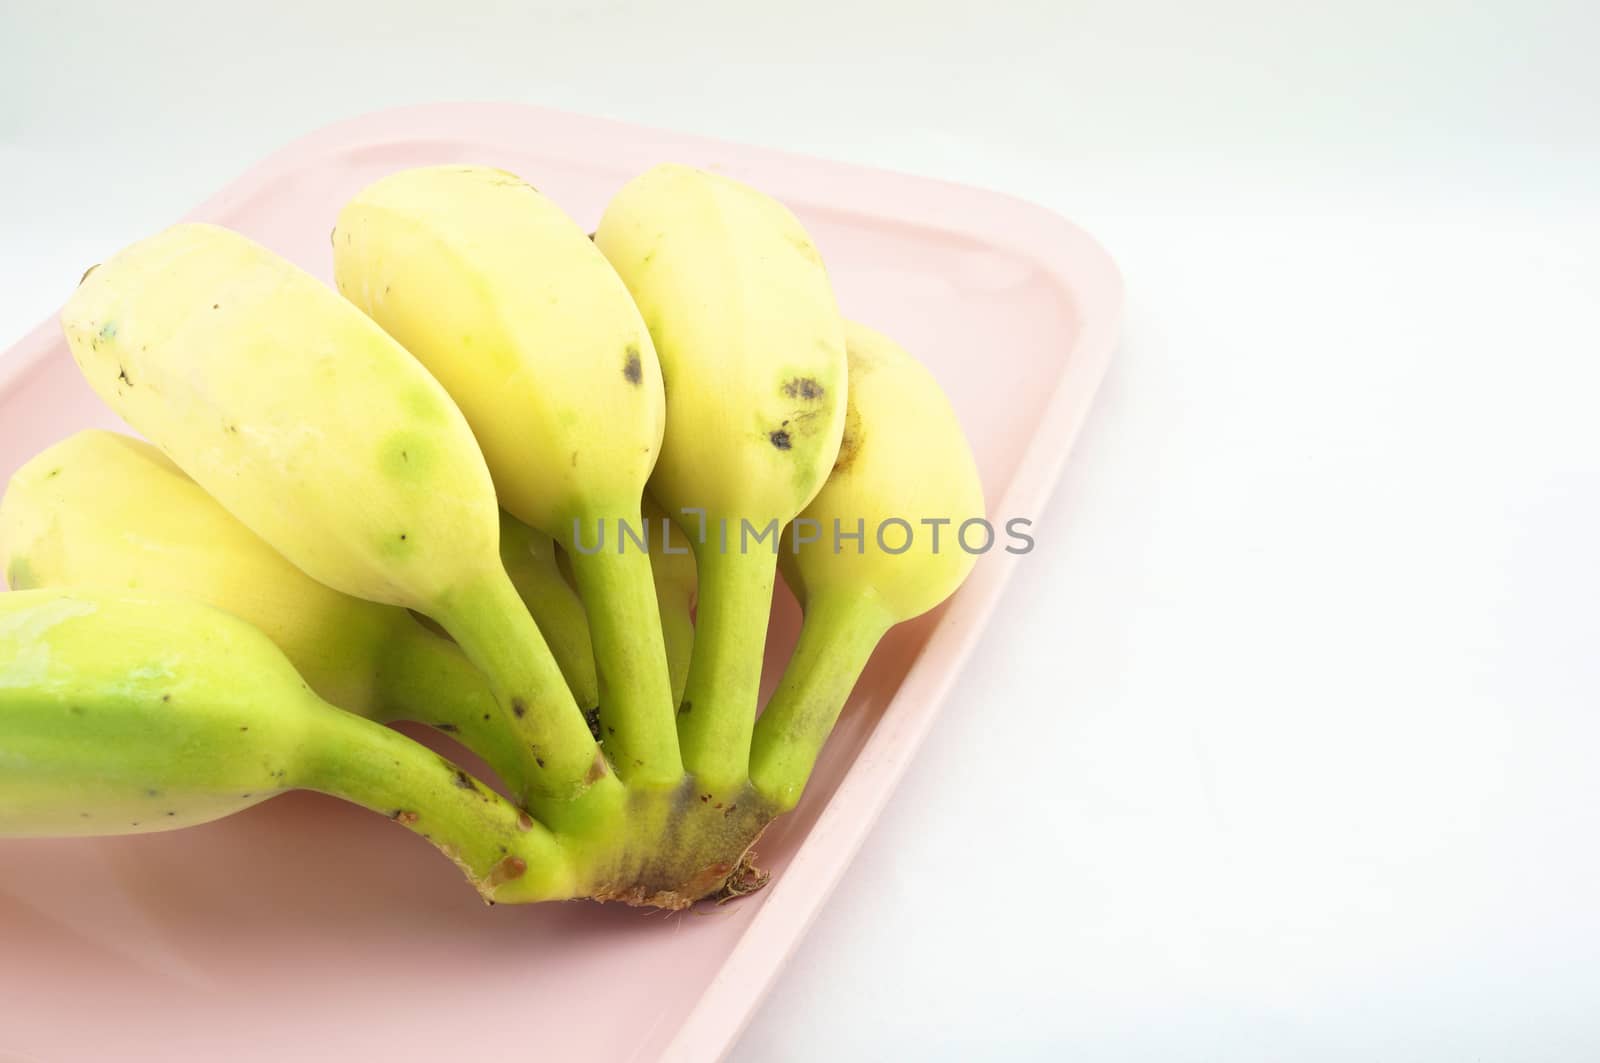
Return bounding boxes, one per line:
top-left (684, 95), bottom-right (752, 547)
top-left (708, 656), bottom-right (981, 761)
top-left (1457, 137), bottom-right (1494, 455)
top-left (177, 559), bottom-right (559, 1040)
top-left (596, 164), bottom-right (847, 794)
top-left (0, 589), bottom-right (574, 903)
top-left (333, 166), bottom-right (679, 786)
top-left (61, 223), bottom-right (613, 823)
top-left (0, 429), bottom-right (568, 791)
top-left (498, 511), bottom-right (599, 718)
top-left (749, 322), bottom-right (985, 810)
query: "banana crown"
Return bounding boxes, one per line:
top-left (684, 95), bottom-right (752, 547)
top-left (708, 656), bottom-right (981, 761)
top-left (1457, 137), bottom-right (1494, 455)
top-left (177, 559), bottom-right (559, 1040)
top-left (333, 165), bottom-right (666, 531)
top-left (781, 321), bottom-right (986, 622)
top-left (595, 164), bottom-right (848, 524)
top-left (61, 222), bottom-right (503, 610)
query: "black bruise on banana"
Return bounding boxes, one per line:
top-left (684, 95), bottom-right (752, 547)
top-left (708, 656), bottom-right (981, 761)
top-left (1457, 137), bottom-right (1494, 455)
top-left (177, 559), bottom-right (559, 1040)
top-left (782, 377), bottom-right (825, 401)
top-left (769, 409), bottom-right (828, 453)
top-left (623, 345), bottom-right (643, 385)
top-left (768, 376), bottom-right (831, 451)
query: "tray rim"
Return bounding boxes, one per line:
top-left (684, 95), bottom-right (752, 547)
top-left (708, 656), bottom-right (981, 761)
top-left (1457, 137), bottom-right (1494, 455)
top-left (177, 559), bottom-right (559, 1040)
top-left (0, 101), bottom-right (1122, 1063)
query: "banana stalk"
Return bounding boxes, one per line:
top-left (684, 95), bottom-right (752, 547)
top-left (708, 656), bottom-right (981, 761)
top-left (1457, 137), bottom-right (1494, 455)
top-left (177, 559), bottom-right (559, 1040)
top-left (554, 495), bottom-right (696, 712)
top-left (643, 496), bottom-right (697, 710)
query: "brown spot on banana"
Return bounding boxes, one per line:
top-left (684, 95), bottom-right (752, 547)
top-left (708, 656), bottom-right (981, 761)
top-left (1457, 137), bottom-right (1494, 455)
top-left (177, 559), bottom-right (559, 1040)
top-left (782, 377), bottom-right (825, 401)
top-left (487, 856), bottom-right (527, 887)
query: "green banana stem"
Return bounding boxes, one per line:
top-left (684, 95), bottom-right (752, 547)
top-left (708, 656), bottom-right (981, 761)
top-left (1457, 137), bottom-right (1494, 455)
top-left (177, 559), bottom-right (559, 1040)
top-left (644, 499), bottom-right (697, 710)
top-left (658, 580), bottom-right (695, 710)
top-left (299, 705), bottom-right (576, 903)
top-left (676, 545), bottom-right (778, 794)
top-left (432, 569), bottom-right (621, 827)
top-left (565, 512), bottom-right (682, 788)
top-left (499, 512), bottom-right (599, 713)
top-left (551, 507), bottom-right (695, 711)
top-left (748, 589), bottom-right (894, 811)
top-left (371, 619), bottom-right (547, 796)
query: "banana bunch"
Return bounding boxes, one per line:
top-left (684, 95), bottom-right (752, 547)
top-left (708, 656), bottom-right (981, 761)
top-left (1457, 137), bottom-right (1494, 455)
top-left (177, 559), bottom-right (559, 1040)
top-left (0, 164), bottom-right (985, 909)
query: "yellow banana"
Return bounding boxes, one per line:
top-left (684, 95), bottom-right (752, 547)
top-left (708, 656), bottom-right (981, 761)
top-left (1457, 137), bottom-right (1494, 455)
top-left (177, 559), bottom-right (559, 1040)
top-left (61, 223), bottom-right (614, 824)
top-left (596, 164), bottom-right (847, 794)
top-left (0, 589), bottom-right (574, 903)
top-left (750, 322), bottom-right (985, 810)
top-left (333, 166), bottom-right (678, 786)
top-left (0, 429), bottom-right (576, 791)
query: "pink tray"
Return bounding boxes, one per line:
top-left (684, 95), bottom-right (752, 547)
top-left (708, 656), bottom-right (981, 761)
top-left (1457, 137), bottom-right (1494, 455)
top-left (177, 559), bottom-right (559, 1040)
top-left (0, 103), bottom-right (1119, 1061)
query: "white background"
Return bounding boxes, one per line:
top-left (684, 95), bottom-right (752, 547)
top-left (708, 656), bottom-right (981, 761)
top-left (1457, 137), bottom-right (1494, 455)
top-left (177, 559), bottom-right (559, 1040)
top-left (4, 2), bottom-right (1599, 1059)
